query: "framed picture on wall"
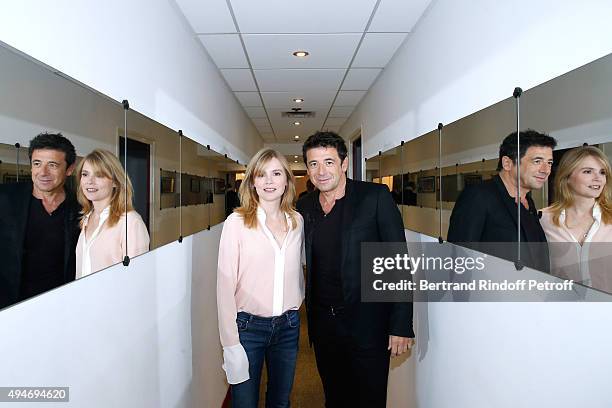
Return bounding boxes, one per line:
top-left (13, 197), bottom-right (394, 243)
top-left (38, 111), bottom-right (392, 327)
top-left (417, 176), bottom-right (436, 193)
top-left (213, 178), bottom-right (226, 194)
top-left (190, 177), bottom-right (200, 193)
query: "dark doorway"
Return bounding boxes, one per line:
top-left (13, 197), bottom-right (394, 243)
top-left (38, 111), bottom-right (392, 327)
top-left (119, 137), bottom-right (151, 232)
top-left (352, 136), bottom-right (362, 181)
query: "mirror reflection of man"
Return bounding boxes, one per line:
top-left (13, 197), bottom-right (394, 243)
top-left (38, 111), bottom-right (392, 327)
top-left (447, 129), bottom-right (557, 271)
top-left (296, 131), bottom-right (414, 408)
top-left (0, 132), bottom-right (80, 309)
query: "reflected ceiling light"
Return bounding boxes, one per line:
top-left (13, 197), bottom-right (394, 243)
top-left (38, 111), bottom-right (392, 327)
top-left (293, 121), bottom-right (302, 126)
top-left (293, 98), bottom-right (304, 103)
top-left (294, 160), bottom-right (298, 163)
top-left (292, 50), bottom-right (309, 58)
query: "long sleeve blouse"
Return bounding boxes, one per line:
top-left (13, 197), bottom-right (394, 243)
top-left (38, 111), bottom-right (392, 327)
top-left (540, 204), bottom-right (612, 292)
top-left (217, 208), bottom-right (304, 384)
top-left (76, 208), bottom-right (150, 279)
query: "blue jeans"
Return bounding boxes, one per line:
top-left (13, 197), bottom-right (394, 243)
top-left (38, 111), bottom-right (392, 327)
top-left (231, 310), bottom-right (300, 408)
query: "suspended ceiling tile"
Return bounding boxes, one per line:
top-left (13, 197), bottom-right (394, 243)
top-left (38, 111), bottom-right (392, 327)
top-left (261, 133), bottom-right (276, 142)
top-left (260, 91), bottom-right (337, 110)
top-left (254, 69), bottom-right (344, 92)
top-left (221, 69), bottom-right (257, 91)
top-left (323, 125), bottom-right (341, 133)
top-left (255, 122), bottom-right (272, 129)
top-left (341, 69), bottom-right (382, 90)
top-left (175, 0), bottom-right (237, 33)
top-left (352, 33), bottom-right (408, 68)
top-left (243, 34), bottom-right (361, 69)
top-left (252, 118), bottom-right (271, 127)
top-left (230, 0), bottom-right (377, 33)
top-left (198, 34), bottom-right (249, 68)
top-left (324, 117), bottom-right (347, 127)
top-left (329, 106), bottom-right (355, 117)
top-left (368, 0), bottom-right (431, 32)
top-left (234, 92), bottom-right (262, 106)
top-left (335, 90), bottom-right (367, 105)
top-left (270, 128), bottom-right (325, 141)
top-left (245, 107), bottom-right (267, 118)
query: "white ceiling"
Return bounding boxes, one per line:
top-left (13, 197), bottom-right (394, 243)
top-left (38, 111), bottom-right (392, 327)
top-left (175, 0), bottom-right (431, 143)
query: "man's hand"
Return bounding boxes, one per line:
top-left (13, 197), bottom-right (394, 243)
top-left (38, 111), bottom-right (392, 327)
top-left (388, 335), bottom-right (415, 357)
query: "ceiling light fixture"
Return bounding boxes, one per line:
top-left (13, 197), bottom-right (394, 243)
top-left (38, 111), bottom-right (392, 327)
top-left (293, 121), bottom-right (302, 126)
top-left (293, 98), bottom-right (304, 103)
top-left (294, 135), bottom-right (300, 140)
top-left (294, 155), bottom-right (298, 159)
top-left (292, 50), bottom-right (309, 58)
top-left (294, 160), bottom-right (298, 163)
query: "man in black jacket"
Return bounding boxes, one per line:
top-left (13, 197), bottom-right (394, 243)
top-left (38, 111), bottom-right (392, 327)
top-left (0, 132), bottom-right (80, 309)
top-left (447, 129), bottom-right (557, 272)
top-left (297, 131), bottom-right (414, 408)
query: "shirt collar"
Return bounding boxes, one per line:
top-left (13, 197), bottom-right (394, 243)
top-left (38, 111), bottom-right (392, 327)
top-left (256, 206), bottom-right (291, 224)
top-left (559, 202), bottom-right (602, 224)
top-left (83, 206), bottom-right (111, 227)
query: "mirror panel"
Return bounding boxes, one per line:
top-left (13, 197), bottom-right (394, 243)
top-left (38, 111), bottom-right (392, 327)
top-left (0, 42), bottom-right (125, 310)
top-left (365, 154), bottom-right (379, 183)
top-left (125, 109), bottom-right (179, 251)
top-left (208, 150), bottom-right (229, 226)
top-left (224, 158), bottom-right (244, 218)
top-left (400, 130), bottom-right (438, 235)
top-left (180, 136), bottom-right (210, 236)
top-left (379, 146), bottom-right (402, 208)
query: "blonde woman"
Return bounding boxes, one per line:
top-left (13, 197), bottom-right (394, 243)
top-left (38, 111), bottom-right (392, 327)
top-left (75, 149), bottom-right (149, 278)
top-left (540, 146), bottom-right (612, 292)
top-left (217, 148), bottom-right (304, 407)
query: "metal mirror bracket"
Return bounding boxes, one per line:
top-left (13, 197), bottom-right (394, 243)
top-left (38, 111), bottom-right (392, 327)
top-left (122, 100), bottom-right (131, 266)
top-left (513, 87), bottom-right (523, 271)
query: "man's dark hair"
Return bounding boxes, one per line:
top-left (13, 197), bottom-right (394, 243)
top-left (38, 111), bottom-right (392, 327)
top-left (496, 129), bottom-right (557, 171)
top-left (28, 132), bottom-right (77, 167)
top-left (302, 131), bottom-right (348, 164)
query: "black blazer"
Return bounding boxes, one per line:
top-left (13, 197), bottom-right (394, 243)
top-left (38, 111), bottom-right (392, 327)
top-left (297, 179), bottom-right (414, 346)
top-left (0, 182), bottom-right (80, 308)
top-left (447, 175), bottom-right (550, 272)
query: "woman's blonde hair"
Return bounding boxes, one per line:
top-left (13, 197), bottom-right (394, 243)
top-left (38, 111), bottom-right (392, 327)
top-left (235, 148), bottom-right (298, 229)
top-left (550, 145), bottom-right (612, 225)
top-left (76, 149), bottom-right (134, 228)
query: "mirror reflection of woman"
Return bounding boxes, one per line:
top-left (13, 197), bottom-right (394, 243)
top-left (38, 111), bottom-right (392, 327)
top-left (75, 149), bottom-right (150, 279)
top-left (541, 146), bottom-right (612, 292)
top-left (217, 148), bottom-right (304, 407)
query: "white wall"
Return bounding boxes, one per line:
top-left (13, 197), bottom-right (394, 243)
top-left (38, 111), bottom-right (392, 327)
top-left (0, 238), bottom-right (194, 407)
top-left (0, 226), bottom-right (228, 408)
top-left (384, 230), bottom-right (612, 408)
top-left (0, 0), bottom-right (263, 163)
top-left (342, 0), bottom-right (612, 158)
top-left (345, 1), bottom-right (612, 406)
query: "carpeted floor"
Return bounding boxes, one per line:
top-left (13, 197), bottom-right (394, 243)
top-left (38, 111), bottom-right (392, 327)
top-left (258, 306), bottom-right (325, 407)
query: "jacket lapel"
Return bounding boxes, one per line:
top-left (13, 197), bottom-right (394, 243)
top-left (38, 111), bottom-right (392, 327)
top-left (15, 184), bottom-right (32, 252)
top-left (304, 192), bottom-right (317, 307)
top-left (493, 175), bottom-right (542, 243)
top-left (494, 176), bottom-right (520, 230)
top-left (339, 178), bottom-right (354, 279)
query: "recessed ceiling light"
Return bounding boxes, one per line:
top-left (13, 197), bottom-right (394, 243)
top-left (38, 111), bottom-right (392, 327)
top-left (293, 121), bottom-right (301, 126)
top-left (293, 98), bottom-right (304, 103)
top-left (294, 155), bottom-right (298, 159)
top-left (292, 51), bottom-right (309, 58)
top-left (294, 135), bottom-right (300, 140)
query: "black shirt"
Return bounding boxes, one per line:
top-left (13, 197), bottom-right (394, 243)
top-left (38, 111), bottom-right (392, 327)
top-left (311, 196), bottom-right (345, 307)
top-left (19, 197), bottom-right (66, 300)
